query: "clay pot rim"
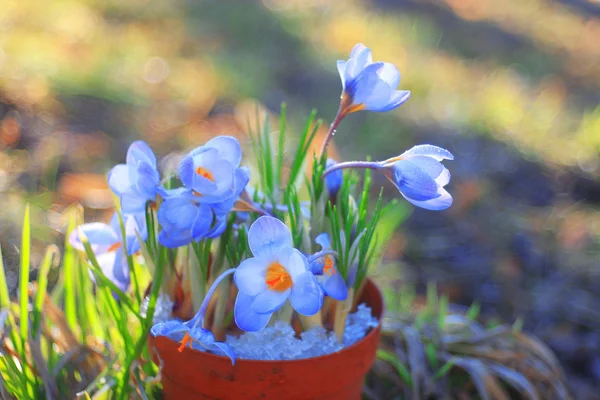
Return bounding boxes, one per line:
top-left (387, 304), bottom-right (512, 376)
top-left (151, 280), bottom-right (384, 365)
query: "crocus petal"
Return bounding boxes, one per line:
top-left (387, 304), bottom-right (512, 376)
top-left (436, 168), bottom-right (451, 187)
top-left (251, 288), bottom-right (290, 314)
top-left (319, 270), bottom-right (348, 301)
top-left (346, 44), bottom-right (372, 79)
top-left (124, 213), bottom-right (147, 255)
top-left (401, 145), bottom-right (454, 161)
top-left (377, 62), bottom-right (400, 89)
top-left (210, 342), bottom-right (236, 365)
top-left (135, 162), bottom-right (160, 198)
top-left (205, 136), bottom-right (242, 167)
top-left (281, 248), bottom-right (310, 282)
top-left (150, 320), bottom-right (187, 339)
top-left (107, 164), bottom-right (132, 195)
top-left (347, 63), bottom-right (394, 111)
top-left (191, 204), bottom-right (213, 240)
top-left (234, 292), bottom-right (272, 332)
top-left (315, 233), bottom-right (331, 250)
top-left (248, 216), bottom-right (293, 257)
top-left (337, 60), bottom-right (347, 86)
top-left (126, 140), bottom-right (157, 167)
top-left (289, 272), bottom-right (323, 316)
top-left (404, 187), bottom-right (453, 211)
top-left (234, 256), bottom-right (269, 296)
top-left (370, 90), bottom-right (411, 112)
top-left (96, 248), bottom-right (130, 292)
top-left (325, 159), bottom-right (343, 197)
top-left (405, 156), bottom-right (445, 180)
top-left (391, 159), bottom-right (441, 201)
top-left (70, 223), bottom-right (119, 253)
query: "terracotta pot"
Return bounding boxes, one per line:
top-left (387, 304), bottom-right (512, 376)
top-left (149, 279), bottom-right (383, 400)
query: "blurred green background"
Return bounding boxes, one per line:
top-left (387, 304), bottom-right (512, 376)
top-left (1, 0), bottom-right (600, 396)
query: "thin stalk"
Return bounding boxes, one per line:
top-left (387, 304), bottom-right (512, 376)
top-left (323, 161), bottom-right (381, 178)
top-left (334, 288), bottom-right (354, 342)
top-left (319, 106), bottom-right (346, 157)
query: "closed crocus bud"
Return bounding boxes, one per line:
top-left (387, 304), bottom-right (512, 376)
top-left (337, 43), bottom-right (410, 115)
top-left (381, 145), bottom-right (453, 210)
top-left (325, 159), bottom-right (343, 199)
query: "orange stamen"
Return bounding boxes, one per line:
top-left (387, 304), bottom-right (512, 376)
top-left (265, 262), bottom-right (293, 292)
top-left (178, 333), bottom-right (193, 352)
top-left (107, 242), bottom-right (121, 252)
top-left (195, 167), bottom-right (215, 181)
top-left (323, 256), bottom-right (335, 276)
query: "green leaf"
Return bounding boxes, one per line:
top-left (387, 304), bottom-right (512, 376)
top-left (377, 349), bottom-right (412, 387)
top-left (19, 204), bottom-right (30, 344)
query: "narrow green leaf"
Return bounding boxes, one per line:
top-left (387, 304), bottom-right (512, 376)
top-left (433, 358), bottom-right (456, 380)
top-left (32, 245), bottom-right (58, 334)
top-left (63, 211), bottom-right (77, 331)
top-left (377, 349), bottom-right (412, 387)
top-left (0, 245), bottom-right (9, 308)
top-left (466, 302), bottom-right (481, 321)
top-left (19, 205), bottom-right (30, 346)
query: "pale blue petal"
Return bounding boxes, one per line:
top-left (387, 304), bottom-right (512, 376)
top-left (150, 320), bottom-right (187, 339)
top-left (124, 213), bottom-right (147, 255)
top-left (251, 288), bottom-right (290, 314)
top-left (135, 162), bottom-right (160, 198)
top-left (278, 248), bottom-right (309, 282)
top-left (205, 136), bottom-right (242, 167)
top-left (391, 160), bottom-right (440, 201)
top-left (347, 44), bottom-right (372, 78)
top-left (319, 270), bottom-right (348, 301)
top-left (347, 63), bottom-right (394, 111)
top-left (120, 192), bottom-right (146, 213)
top-left (191, 204), bottom-right (213, 240)
top-left (206, 217), bottom-right (227, 239)
top-left (337, 60), bottom-right (346, 87)
top-left (401, 145), bottom-right (454, 161)
top-left (107, 164), bottom-right (131, 196)
top-left (404, 187), bottom-right (453, 211)
top-left (210, 342), bottom-right (236, 365)
top-left (437, 168), bottom-right (451, 187)
top-left (315, 233), bottom-right (331, 250)
top-left (96, 248), bottom-right (129, 292)
top-left (126, 141), bottom-right (156, 168)
top-left (70, 223), bottom-right (118, 252)
top-left (196, 160), bottom-right (234, 199)
top-left (248, 216), bottom-right (292, 257)
top-left (158, 230), bottom-right (193, 248)
top-left (370, 90), bottom-right (411, 112)
top-left (377, 62), bottom-right (400, 88)
top-left (234, 256), bottom-right (268, 296)
top-left (289, 272), bottom-right (323, 316)
top-left (406, 156), bottom-right (445, 181)
top-left (178, 153), bottom-right (196, 189)
top-left (325, 159), bottom-right (343, 197)
top-left (234, 292), bottom-right (272, 332)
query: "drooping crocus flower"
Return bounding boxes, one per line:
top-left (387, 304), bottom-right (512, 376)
top-left (325, 159), bottom-right (343, 200)
top-left (108, 141), bottom-right (160, 213)
top-left (308, 233), bottom-right (347, 301)
top-left (381, 145), bottom-right (453, 210)
top-left (322, 145), bottom-right (453, 211)
top-left (337, 43), bottom-right (410, 115)
top-left (151, 268), bottom-right (236, 363)
top-left (233, 216), bottom-right (323, 332)
top-left (179, 136), bottom-right (249, 204)
top-left (69, 212), bottom-right (147, 291)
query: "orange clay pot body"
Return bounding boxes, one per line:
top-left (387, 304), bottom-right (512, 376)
top-left (150, 279), bottom-right (383, 400)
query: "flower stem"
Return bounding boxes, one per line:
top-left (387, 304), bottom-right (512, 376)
top-left (334, 287), bottom-right (354, 342)
top-left (319, 107), bottom-right (346, 158)
top-left (191, 268), bottom-right (236, 329)
top-left (323, 161), bottom-right (381, 178)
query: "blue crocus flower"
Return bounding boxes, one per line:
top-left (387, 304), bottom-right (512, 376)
top-left (325, 159), bottom-right (343, 199)
top-left (308, 233), bottom-right (348, 301)
top-left (157, 188), bottom-right (229, 248)
top-left (233, 216), bottom-right (324, 332)
top-left (337, 43), bottom-right (410, 114)
top-left (108, 141), bottom-right (160, 213)
top-left (69, 212), bottom-right (147, 291)
top-left (150, 320), bottom-right (236, 364)
top-left (179, 136), bottom-right (248, 204)
top-left (151, 268), bottom-right (237, 364)
top-left (381, 145), bottom-right (453, 210)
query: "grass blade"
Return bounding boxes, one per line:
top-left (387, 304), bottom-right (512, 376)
top-left (19, 204), bottom-right (30, 345)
